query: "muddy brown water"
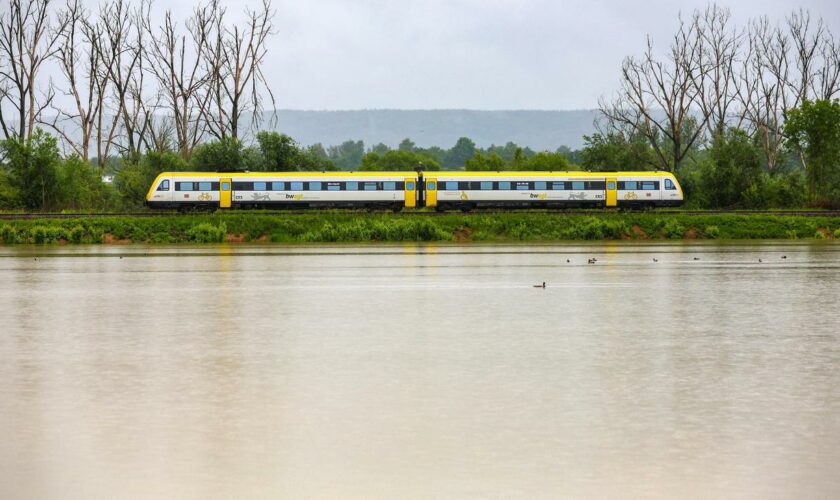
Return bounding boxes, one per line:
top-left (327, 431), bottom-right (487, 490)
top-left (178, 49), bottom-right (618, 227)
top-left (1, 242), bottom-right (839, 499)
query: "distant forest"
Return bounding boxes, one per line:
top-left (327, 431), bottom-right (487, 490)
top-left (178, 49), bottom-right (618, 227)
top-left (266, 110), bottom-right (600, 151)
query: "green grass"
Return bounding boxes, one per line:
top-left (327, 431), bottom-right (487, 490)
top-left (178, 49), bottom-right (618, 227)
top-left (1, 212), bottom-right (840, 245)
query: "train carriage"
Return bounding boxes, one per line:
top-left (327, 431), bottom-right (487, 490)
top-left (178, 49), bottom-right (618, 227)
top-left (146, 170), bottom-right (683, 211)
top-left (146, 172), bottom-right (418, 211)
top-left (423, 171), bottom-right (683, 210)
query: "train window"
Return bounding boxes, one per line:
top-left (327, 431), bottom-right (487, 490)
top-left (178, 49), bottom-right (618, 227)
top-left (364, 182), bottom-right (377, 191)
top-left (625, 181), bottom-right (637, 190)
top-left (535, 181), bottom-right (547, 190)
top-left (272, 182), bottom-right (284, 191)
top-left (327, 183), bottom-right (341, 191)
top-left (499, 181), bottom-right (511, 190)
top-left (308, 182), bottom-right (321, 191)
top-left (516, 183), bottom-right (529, 190)
top-left (406, 181), bottom-right (415, 190)
top-left (383, 181), bottom-right (396, 191)
top-left (427, 181), bottom-right (436, 190)
top-left (291, 182), bottom-right (303, 191)
top-left (157, 180), bottom-right (170, 191)
top-left (665, 179), bottom-right (676, 190)
top-left (590, 181), bottom-right (606, 190)
top-left (197, 182), bottom-right (210, 191)
top-left (572, 181), bottom-right (585, 190)
top-left (480, 181), bottom-right (492, 190)
top-left (552, 182), bottom-right (564, 190)
top-left (444, 181), bottom-right (457, 191)
top-left (221, 182), bottom-right (230, 190)
top-left (176, 182), bottom-right (193, 191)
top-left (252, 182), bottom-right (265, 191)
top-left (642, 181), bottom-right (656, 190)
top-left (346, 181), bottom-right (358, 191)
top-left (607, 181), bottom-right (616, 190)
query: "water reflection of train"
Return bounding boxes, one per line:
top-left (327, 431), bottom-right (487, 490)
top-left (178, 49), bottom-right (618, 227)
top-left (146, 170), bottom-right (684, 211)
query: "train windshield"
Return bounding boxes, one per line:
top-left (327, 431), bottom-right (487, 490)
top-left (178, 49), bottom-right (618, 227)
top-left (156, 180), bottom-right (170, 191)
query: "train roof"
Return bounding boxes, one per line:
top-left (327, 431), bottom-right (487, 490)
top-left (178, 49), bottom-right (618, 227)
top-left (425, 171), bottom-right (675, 177)
top-left (153, 170), bottom-right (674, 178)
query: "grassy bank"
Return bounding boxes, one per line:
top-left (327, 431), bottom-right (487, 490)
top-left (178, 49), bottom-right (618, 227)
top-left (1, 213), bottom-right (840, 245)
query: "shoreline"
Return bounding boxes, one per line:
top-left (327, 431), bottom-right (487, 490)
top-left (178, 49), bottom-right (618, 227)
top-left (2, 213), bottom-right (839, 245)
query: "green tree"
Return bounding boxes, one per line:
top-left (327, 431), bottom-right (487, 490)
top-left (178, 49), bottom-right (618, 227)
top-left (328, 140), bottom-right (365, 170)
top-left (256, 132), bottom-right (297, 171)
top-left (556, 145), bottom-right (584, 165)
top-left (190, 137), bottom-right (247, 171)
top-left (57, 155), bottom-right (116, 210)
top-left (0, 168), bottom-right (19, 208)
top-left (698, 128), bottom-right (764, 208)
top-left (256, 132), bottom-right (336, 171)
top-left (486, 142), bottom-right (533, 161)
top-left (522, 151), bottom-right (574, 171)
top-left (360, 150), bottom-right (440, 171)
top-left (369, 143), bottom-right (390, 155)
top-left (1, 129), bottom-right (62, 210)
top-left (398, 138), bottom-right (416, 152)
top-left (784, 99), bottom-right (840, 204)
top-left (465, 152), bottom-right (506, 171)
top-left (581, 133), bottom-right (658, 171)
top-left (443, 137), bottom-right (476, 169)
top-left (418, 145), bottom-right (446, 164)
top-left (114, 151), bottom-right (188, 206)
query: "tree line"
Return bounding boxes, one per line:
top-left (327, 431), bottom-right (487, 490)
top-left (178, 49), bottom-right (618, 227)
top-left (0, 1), bottom-right (839, 210)
top-left (1, 0), bottom-right (274, 161)
top-left (598, 4), bottom-right (840, 206)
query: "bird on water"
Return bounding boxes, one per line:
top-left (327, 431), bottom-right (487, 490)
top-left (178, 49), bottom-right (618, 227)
top-left (533, 282), bottom-right (546, 288)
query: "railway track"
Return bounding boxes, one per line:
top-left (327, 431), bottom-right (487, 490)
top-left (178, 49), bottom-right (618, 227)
top-left (2, 210), bottom-right (840, 220)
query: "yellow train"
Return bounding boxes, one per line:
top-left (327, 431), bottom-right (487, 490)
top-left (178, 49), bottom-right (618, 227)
top-left (146, 170), bottom-right (684, 211)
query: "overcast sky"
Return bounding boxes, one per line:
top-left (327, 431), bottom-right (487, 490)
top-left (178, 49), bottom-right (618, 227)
top-left (105, 0), bottom-right (840, 110)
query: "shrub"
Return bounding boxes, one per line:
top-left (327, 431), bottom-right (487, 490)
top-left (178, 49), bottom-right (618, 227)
top-left (662, 219), bottom-right (686, 239)
top-left (0, 224), bottom-right (17, 244)
top-left (69, 225), bottom-right (86, 244)
top-left (186, 222), bottom-right (227, 243)
top-left (835, 228), bottom-right (840, 239)
top-left (704, 225), bottom-right (720, 239)
top-left (30, 225), bottom-right (49, 244)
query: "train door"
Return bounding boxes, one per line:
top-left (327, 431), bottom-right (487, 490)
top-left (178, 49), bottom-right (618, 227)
top-left (425, 178), bottom-right (437, 207)
top-left (605, 177), bottom-right (617, 207)
top-left (404, 177), bottom-right (416, 208)
top-left (220, 178), bottom-right (232, 208)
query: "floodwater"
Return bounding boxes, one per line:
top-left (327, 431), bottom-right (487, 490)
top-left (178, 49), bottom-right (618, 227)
top-left (0, 242), bottom-right (839, 499)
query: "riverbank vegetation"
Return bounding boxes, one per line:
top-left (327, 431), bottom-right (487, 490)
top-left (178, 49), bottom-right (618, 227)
top-left (1, 1), bottom-right (839, 214)
top-left (2, 213), bottom-right (839, 245)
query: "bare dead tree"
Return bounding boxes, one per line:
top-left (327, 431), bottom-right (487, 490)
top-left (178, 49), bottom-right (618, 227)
top-left (813, 21), bottom-right (840, 100)
top-left (98, 0), bottom-right (148, 159)
top-left (787, 9), bottom-right (824, 105)
top-left (742, 18), bottom-right (791, 172)
top-left (142, 1), bottom-right (216, 159)
top-left (694, 4), bottom-right (742, 137)
top-left (42, 0), bottom-right (108, 161)
top-left (599, 14), bottom-right (711, 173)
top-left (0, 0), bottom-right (64, 141)
top-left (199, 0), bottom-right (276, 141)
top-left (736, 11), bottom-right (838, 172)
